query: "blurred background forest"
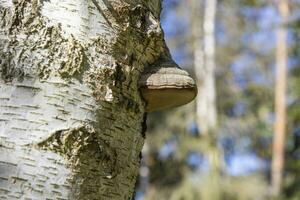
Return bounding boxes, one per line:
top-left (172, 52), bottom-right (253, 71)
top-left (136, 0), bottom-right (300, 199)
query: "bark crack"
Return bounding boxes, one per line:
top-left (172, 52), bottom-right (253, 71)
top-left (91, 0), bottom-right (114, 29)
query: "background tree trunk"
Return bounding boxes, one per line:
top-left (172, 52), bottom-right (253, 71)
top-left (271, 0), bottom-right (289, 196)
top-left (0, 0), bottom-right (167, 199)
top-left (191, 0), bottom-right (221, 199)
top-left (193, 0), bottom-right (217, 135)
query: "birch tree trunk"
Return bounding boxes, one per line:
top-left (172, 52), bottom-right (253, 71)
top-left (191, 1), bottom-right (221, 199)
top-left (271, 0), bottom-right (289, 196)
top-left (193, 0), bottom-right (217, 135)
top-left (0, 0), bottom-right (169, 199)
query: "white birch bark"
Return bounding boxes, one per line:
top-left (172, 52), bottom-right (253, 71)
top-left (193, 0), bottom-right (217, 135)
top-left (191, 1), bottom-right (221, 199)
top-left (0, 0), bottom-right (167, 199)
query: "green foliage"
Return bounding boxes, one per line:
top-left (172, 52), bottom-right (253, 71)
top-left (149, 156), bottom-right (184, 187)
top-left (239, 0), bottom-right (266, 7)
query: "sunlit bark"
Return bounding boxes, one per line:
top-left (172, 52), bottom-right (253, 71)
top-left (0, 0), bottom-right (165, 199)
top-left (193, 0), bottom-right (217, 135)
top-left (191, 0), bottom-right (221, 199)
top-left (271, 0), bottom-right (289, 196)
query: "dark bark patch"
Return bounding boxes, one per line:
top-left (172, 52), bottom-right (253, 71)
top-left (9, 0), bottom-right (40, 33)
top-left (59, 37), bottom-right (86, 81)
top-left (141, 113), bottom-right (148, 138)
top-left (37, 126), bottom-right (117, 176)
top-left (37, 125), bottom-right (122, 199)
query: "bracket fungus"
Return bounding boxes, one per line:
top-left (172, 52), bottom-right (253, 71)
top-left (139, 58), bottom-right (197, 112)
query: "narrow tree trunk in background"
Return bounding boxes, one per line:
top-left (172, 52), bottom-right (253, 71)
top-left (0, 0), bottom-right (165, 199)
top-left (193, 0), bottom-right (217, 135)
top-left (191, 0), bottom-right (221, 199)
top-left (271, 0), bottom-right (289, 196)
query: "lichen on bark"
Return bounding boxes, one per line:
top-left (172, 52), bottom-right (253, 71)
top-left (59, 36), bottom-right (85, 79)
top-left (37, 125), bottom-right (121, 199)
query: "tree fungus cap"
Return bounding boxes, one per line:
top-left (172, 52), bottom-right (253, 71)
top-left (139, 59), bottom-right (197, 112)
